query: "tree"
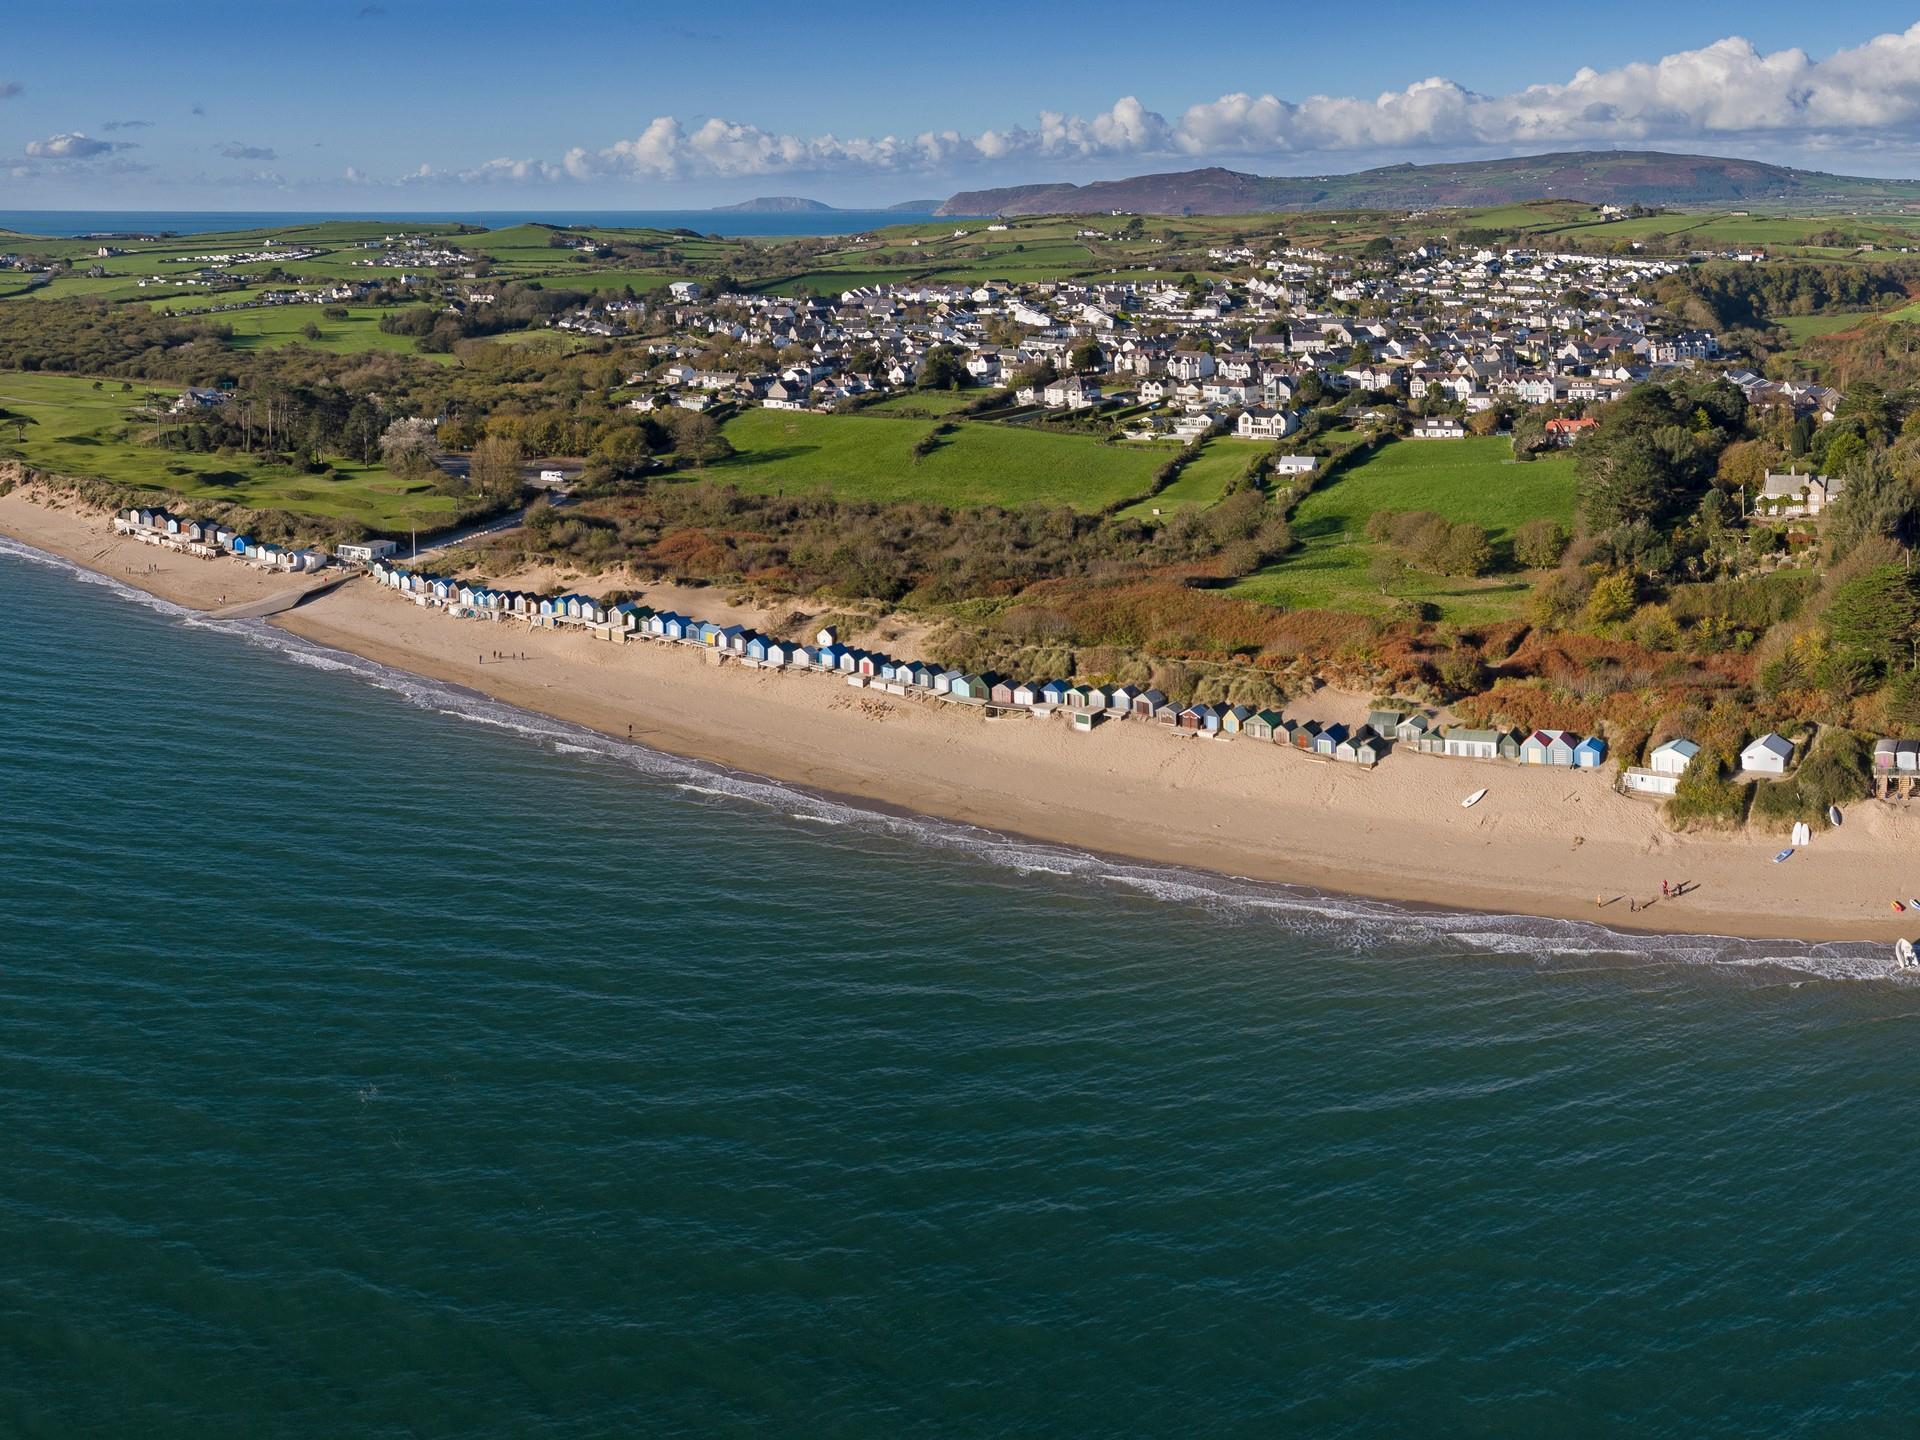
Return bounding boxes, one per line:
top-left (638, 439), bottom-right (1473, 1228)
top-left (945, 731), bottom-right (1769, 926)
top-left (1439, 523), bottom-right (1492, 576)
top-left (919, 345), bottom-right (966, 391)
top-left (1575, 381), bottom-right (1734, 529)
top-left (1824, 564), bottom-right (1920, 674)
top-left (469, 434), bottom-right (526, 501)
top-left (1068, 338), bottom-right (1103, 372)
top-left (1585, 571), bottom-right (1637, 626)
top-left (378, 416), bottom-right (438, 479)
top-left (1823, 454), bottom-right (1918, 555)
top-left (1513, 517), bottom-right (1569, 569)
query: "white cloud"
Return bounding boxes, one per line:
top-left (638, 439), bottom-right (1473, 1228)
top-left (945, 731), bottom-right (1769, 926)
top-left (347, 23), bottom-right (1920, 187)
top-left (24, 132), bottom-right (135, 160)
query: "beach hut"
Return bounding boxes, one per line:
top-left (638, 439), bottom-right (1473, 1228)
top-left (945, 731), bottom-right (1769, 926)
top-left (1313, 723), bottom-right (1347, 756)
top-left (612, 601), bottom-right (650, 632)
top-left (1900, 741), bottom-right (1920, 774)
top-left (1497, 730), bottom-right (1525, 761)
top-left (836, 649), bottom-right (864, 674)
top-left (1085, 686), bottom-right (1114, 713)
top-left (1067, 686), bottom-right (1095, 711)
top-left (1292, 720), bottom-right (1321, 750)
top-left (1013, 682), bottom-right (1044, 708)
top-left (1573, 736), bottom-right (1607, 769)
top-left (1108, 685), bottom-right (1141, 714)
top-left (1041, 679), bottom-right (1071, 708)
top-left (1650, 738), bottom-right (1699, 775)
top-left (1521, 730), bottom-right (1570, 766)
top-left (815, 643), bottom-right (845, 670)
top-left (1220, 704), bottom-right (1255, 735)
top-left (1366, 710), bottom-right (1403, 739)
top-left (1070, 709), bottom-right (1103, 733)
top-left (745, 635), bottom-right (773, 663)
top-left (1177, 703), bottom-right (1207, 732)
top-left (1134, 689), bottom-right (1167, 720)
top-left (1154, 701), bottom-right (1181, 726)
top-left (1740, 732), bottom-right (1794, 775)
top-left (1875, 738), bottom-right (1900, 773)
top-left (1245, 710), bottom-right (1282, 743)
top-left (1442, 727), bottom-right (1500, 760)
top-left (948, 674), bottom-right (984, 701)
top-left (990, 679), bottom-right (1019, 707)
top-left (1394, 714), bottom-right (1431, 745)
top-left (858, 651), bottom-right (885, 678)
top-left (1338, 726), bottom-right (1383, 766)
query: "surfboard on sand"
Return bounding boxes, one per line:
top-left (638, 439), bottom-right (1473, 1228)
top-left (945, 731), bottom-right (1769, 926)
top-left (1461, 788), bottom-right (1488, 809)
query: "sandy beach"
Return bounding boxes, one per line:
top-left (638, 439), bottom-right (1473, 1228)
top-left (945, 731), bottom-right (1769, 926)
top-left (9, 482), bottom-right (1920, 946)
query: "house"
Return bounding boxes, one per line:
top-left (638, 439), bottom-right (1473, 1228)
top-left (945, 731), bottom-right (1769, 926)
top-left (1543, 416), bottom-right (1597, 447)
top-left (1042, 375), bottom-right (1101, 410)
top-left (336, 539), bottom-right (398, 564)
top-left (1271, 455), bottom-right (1317, 477)
top-left (1236, 407), bottom-right (1294, 441)
top-left (1411, 417), bottom-right (1466, 440)
top-left (1759, 468), bottom-right (1844, 518)
top-left (1740, 732), bottom-right (1794, 776)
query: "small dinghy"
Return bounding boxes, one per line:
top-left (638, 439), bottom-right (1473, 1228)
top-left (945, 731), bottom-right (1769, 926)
top-left (1773, 848), bottom-right (1794, 864)
top-left (1461, 787), bottom-right (1488, 809)
top-left (1897, 938), bottom-right (1918, 971)
top-left (1829, 805), bottom-right (1843, 827)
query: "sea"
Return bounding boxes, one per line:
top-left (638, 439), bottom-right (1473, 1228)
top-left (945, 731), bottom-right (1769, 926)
top-left (0, 210), bottom-right (943, 240)
top-left (5, 537), bottom-right (1920, 1438)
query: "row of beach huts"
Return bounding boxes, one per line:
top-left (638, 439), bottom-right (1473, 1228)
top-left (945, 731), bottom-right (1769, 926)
top-left (112, 507), bottom-right (1620, 773)
top-left (115, 506), bottom-right (338, 572)
top-left (359, 552), bottom-right (1611, 771)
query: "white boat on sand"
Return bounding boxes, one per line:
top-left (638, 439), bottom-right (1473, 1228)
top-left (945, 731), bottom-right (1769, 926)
top-left (1461, 788), bottom-right (1488, 809)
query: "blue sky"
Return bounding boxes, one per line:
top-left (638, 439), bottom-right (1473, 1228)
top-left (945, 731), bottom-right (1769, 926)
top-left (11, 1), bottom-right (1920, 208)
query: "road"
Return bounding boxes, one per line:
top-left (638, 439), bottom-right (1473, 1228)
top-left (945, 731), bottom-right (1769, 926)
top-left (405, 492), bottom-right (573, 561)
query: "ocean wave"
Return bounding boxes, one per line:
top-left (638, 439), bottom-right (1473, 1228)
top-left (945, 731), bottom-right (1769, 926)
top-left (6, 533), bottom-right (1904, 986)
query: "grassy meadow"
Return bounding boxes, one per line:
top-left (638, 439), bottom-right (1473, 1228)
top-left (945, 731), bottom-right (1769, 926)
top-left (1233, 435), bottom-right (1577, 622)
top-left (0, 372), bottom-right (458, 529)
top-left (711, 407), bottom-right (1176, 510)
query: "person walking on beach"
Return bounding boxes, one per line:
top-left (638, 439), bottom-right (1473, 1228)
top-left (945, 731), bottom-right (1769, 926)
top-left (1662, 879), bottom-right (1670, 897)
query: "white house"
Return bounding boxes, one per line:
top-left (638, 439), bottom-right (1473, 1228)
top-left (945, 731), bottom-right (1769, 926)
top-left (1236, 407), bottom-right (1295, 441)
top-left (1740, 732), bottom-right (1794, 776)
top-left (1271, 454), bottom-right (1318, 477)
top-left (1411, 417), bottom-right (1466, 440)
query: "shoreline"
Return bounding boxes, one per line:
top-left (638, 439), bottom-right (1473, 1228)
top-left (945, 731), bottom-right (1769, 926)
top-left (5, 485), bottom-right (1917, 948)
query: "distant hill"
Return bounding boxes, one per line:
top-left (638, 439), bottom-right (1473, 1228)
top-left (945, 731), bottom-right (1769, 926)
top-left (712, 196), bottom-right (836, 213)
top-left (885, 199), bottom-right (944, 213)
top-left (936, 150), bottom-right (1920, 216)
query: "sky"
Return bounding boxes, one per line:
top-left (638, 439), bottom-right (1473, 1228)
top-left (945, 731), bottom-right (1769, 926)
top-left (13, 1), bottom-right (1920, 210)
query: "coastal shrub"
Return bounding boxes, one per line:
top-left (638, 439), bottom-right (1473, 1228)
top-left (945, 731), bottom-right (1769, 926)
top-left (1664, 749), bottom-right (1751, 830)
top-left (1749, 729), bottom-right (1873, 828)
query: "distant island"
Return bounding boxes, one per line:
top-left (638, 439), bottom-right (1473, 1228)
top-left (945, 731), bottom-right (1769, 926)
top-left (712, 196), bottom-right (945, 214)
top-left (936, 149), bottom-right (1920, 216)
top-left (712, 196), bottom-right (838, 213)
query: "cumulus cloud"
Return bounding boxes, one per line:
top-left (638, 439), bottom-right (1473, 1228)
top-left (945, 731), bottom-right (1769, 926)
top-left (349, 23), bottom-right (1920, 187)
top-left (24, 133), bottom-right (134, 160)
top-left (0, 81), bottom-right (22, 100)
top-left (218, 141), bottom-right (277, 161)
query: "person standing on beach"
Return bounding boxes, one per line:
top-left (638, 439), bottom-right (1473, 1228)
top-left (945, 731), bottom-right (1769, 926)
top-left (1662, 880), bottom-right (1669, 897)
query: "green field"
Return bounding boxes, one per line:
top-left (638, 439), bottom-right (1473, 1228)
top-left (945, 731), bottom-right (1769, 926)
top-left (0, 372), bottom-right (459, 529)
top-left (1232, 435), bottom-right (1577, 621)
top-left (711, 407), bottom-right (1176, 510)
top-left (1115, 436), bottom-right (1264, 520)
top-left (860, 389), bottom-right (983, 417)
top-left (219, 304), bottom-right (435, 357)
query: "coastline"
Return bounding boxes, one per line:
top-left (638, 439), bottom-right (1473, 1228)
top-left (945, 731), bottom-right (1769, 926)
top-left (6, 485), bottom-right (1917, 948)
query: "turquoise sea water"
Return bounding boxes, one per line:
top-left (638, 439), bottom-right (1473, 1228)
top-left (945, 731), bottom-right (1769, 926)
top-left (5, 538), bottom-right (1920, 1437)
